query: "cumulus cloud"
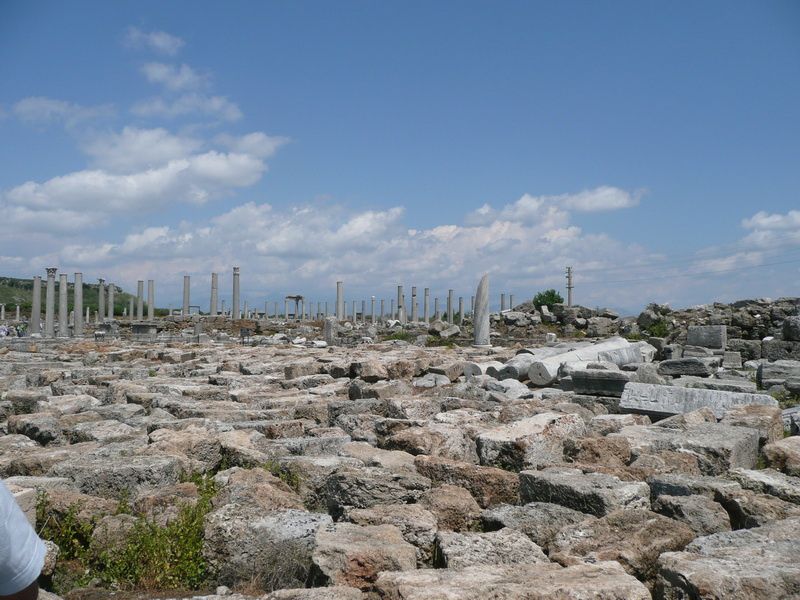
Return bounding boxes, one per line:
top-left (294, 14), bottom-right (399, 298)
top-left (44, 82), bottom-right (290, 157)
top-left (216, 132), bottom-right (289, 158)
top-left (124, 27), bottom-right (185, 55)
top-left (464, 186), bottom-right (641, 227)
top-left (141, 62), bottom-right (208, 91)
top-left (82, 126), bottom-right (203, 173)
top-left (13, 97), bottom-right (114, 128)
top-left (132, 93), bottom-right (242, 121)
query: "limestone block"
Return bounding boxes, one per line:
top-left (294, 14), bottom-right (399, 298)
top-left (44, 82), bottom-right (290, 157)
top-left (434, 528), bottom-right (547, 568)
top-left (687, 325), bottom-right (727, 349)
top-left (413, 455), bottom-right (519, 508)
top-left (481, 501), bottom-right (591, 552)
top-left (619, 381), bottom-right (777, 419)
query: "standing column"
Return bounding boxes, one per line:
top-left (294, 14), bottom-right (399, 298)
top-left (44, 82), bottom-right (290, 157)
top-left (458, 297), bottom-right (464, 325)
top-left (411, 287), bottom-right (418, 322)
top-left (73, 273), bottom-right (83, 336)
top-left (210, 273), bottom-right (218, 315)
top-left (473, 274), bottom-right (490, 347)
top-left (434, 297), bottom-right (440, 321)
top-left (243, 301), bottom-right (249, 320)
top-left (396, 285), bottom-right (403, 319)
top-left (15, 306), bottom-right (20, 321)
top-left (352, 300), bottom-right (357, 322)
top-left (447, 289), bottom-right (454, 324)
top-left (324, 301), bottom-right (329, 317)
top-left (147, 280), bottom-right (155, 321)
top-left (284, 299), bottom-right (289, 319)
top-left (182, 276), bottom-right (190, 316)
top-left (380, 299), bottom-right (385, 322)
top-left (390, 299), bottom-right (395, 320)
top-left (423, 288), bottom-right (430, 323)
top-left (44, 268), bottom-right (57, 337)
top-left (97, 278), bottom-right (105, 324)
top-left (336, 281), bottom-right (344, 321)
top-left (31, 276), bottom-right (42, 334)
top-left (136, 280), bottom-right (144, 319)
top-left (371, 297), bottom-right (376, 323)
top-left (129, 298), bottom-right (134, 323)
top-left (107, 284), bottom-right (115, 320)
top-left (58, 274), bottom-right (68, 336)
top-left (232, 266), bottom-right (241, 320)
top-left (85, 306), bottom-right (89, 324)
top-left (509, 294), bottom-right (514, 311)
top-left (361, 300), bottom-right (366, 323)
top-left (500, 293), bottom-right (506, 312)
top-left (0, 304), bottom-right (4, 320)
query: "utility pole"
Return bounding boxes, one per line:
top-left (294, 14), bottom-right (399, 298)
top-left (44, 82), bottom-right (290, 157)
top-left (566, 266), bottom-right (574, 307)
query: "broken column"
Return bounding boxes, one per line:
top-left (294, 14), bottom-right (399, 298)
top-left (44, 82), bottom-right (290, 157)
top-left (58, 273), bottom-right (69, 337)
top-left (30, 275), bottom-right (41, 334)
top-left (210, 273), bottom-right (218, 316)
top-left (107, 284), bottom-right (114, 320)
top-left (182, 276), bottom-right (190, 316)
top-left (619, 382), bottom-right (778, 419)
top-left (97, 278), bottom-right (105, 324)
top-left (147, 280), bottom-right (154, 321)
top-left (528, 337), bottom-right (633, 386)
top-left (336, 281), bottom-right (344, 321)
top-left (447, 289), bottom-right (454, 324)
top-left (73, 273), bottom-right (83, 336)
top-left (232, 266), bottom-right (241, 320)
top-left (136, 280), bottom-right (144, 320)
top-left (473, 274), bottom-right (490, 347)
top-left (44, 268), bottom-right (57, 337)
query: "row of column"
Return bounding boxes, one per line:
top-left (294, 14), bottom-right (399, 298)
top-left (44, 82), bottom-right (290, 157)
top-left (24, 270), bottom-right (156, 338)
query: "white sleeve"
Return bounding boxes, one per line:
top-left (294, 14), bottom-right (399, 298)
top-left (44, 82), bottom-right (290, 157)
top-left (0, 481), bottom-right (46, 595)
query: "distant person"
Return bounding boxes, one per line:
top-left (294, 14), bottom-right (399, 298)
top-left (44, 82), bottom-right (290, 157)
top-left (0, 481), bottom-right (45, 599)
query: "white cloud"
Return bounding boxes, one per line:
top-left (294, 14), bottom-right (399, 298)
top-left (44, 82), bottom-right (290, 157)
top-left (82, 126), bottom-right (203, 173)
top-left (560, 186), bottom-right (642, 212)
top-left (3, 150), bottom-right (265, 214)
top-left (141, 62), bottom-right (207, 91)
top-left (13, 97), bottom-right (114, 128)
top-left (132, 93), bottom-right (242, 121)
top-left (124, 27), bottom-right (185, 55)
top-left (742, 210), bottom-right (800, 231)
top-left (216, 132), bottom-right (289, 158)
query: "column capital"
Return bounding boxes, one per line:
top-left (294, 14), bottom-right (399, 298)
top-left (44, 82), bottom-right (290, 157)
top-left (233, 266), bottom-right (240, 274)
top-left (98, 278), bottom-right (105, 284)
top-left (46, 267), bottom-right (58, 277)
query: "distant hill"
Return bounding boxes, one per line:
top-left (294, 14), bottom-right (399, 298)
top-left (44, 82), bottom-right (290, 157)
top-left (0, 276), bottom-right (140, 317)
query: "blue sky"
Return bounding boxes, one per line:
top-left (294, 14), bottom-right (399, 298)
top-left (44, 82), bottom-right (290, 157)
top-left (1, 1), bottom-right (798, 313)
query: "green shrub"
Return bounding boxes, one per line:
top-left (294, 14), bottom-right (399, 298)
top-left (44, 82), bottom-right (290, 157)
top-left (771, 390), bottom-right (800, 410)
top-left (385, 330), bottom-right (415, 342)
top-left (426, 336), bottom-right (456, 348)
top-left (532, 289), bottom-right (564, 308)
top-left (37, 475), bottom-right (218, 593)
top-left (646, 320), bottom-right (669, 338)
top-left (264, 460), bottom-right (302, 492)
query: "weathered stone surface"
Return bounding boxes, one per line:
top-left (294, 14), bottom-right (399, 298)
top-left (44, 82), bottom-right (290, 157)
top-left (551, 509), bottom-right (695, 583)
top-left (519, 467), bottom-right (650, 516)
top-left (763, 339), bottom-right (800, 361)
top-left (757, 359), bottom-right (800, 388)
top-left (784, 315), bottom-right (800, 342)
top-left (657, 357), bottom-right (717, 377)
top-left (312, 523), bottom-right (416, 590)
top-left (346, 503), bottom-right (438, 565)
top-left (481, 501), bottom-right (591, 552)
top-left (655, 517), bottom-right (800, 599)
top-left (374, 561), bottom-right (651, 599)
top-left (265, 588), bottom-right (364, 600)
top-left (719, 404), bottom-right (784, 445)
top-left (476, 412), bottom-right (586, 470)
top-left (728, 467), bottom-right (800, 504)
top-left (434, 528), bottom-right (547, 568)
top-left (652, 494), bottom-right (731, 536)
top-left (763, 435), bottom-right (800, 477)
top-left (687, 325), bottom-right (727, 349)
top-left (612, 422), bottom-right (760, 475)
top-left (323, 466), bottom-right (431, 518)
top-left (413, 455), bottom-right (519, 508)
top-left (570, 368), bottom-right (632, 398)
top-left (204, 504), bottom-right (331, 588)
top-left (620, 382), bottom-right (777, 419)
top-left (418, 484), bottom-right (482, 532)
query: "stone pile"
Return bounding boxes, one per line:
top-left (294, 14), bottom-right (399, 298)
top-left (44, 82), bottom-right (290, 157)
top-left (1, 308), bottom-right (800, 599)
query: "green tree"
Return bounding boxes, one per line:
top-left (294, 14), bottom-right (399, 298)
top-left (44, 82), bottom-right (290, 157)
top-left (532, 289), bottom-right (564, 308)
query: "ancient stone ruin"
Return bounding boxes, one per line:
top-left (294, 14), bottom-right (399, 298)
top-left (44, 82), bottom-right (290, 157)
top-left (2, 270), bottom-right (800, 599)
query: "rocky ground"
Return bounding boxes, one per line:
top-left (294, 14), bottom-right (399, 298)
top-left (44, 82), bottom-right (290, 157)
top-left (3, 299), bottom-right (800, 599)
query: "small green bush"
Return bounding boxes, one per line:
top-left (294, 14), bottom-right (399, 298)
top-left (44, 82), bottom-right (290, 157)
top-left (532, 289), bottom-right (564, 309)
top-left (426, 336), bottom-right (456, 348)
top-left (384, 330), bottom-right (415, 342)
top-left (646, 320), bottom-right (669, 338)
top-left (771, 390), bottom-right (800, 410)
top-left (264, 460), bottom-right (302, 492)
